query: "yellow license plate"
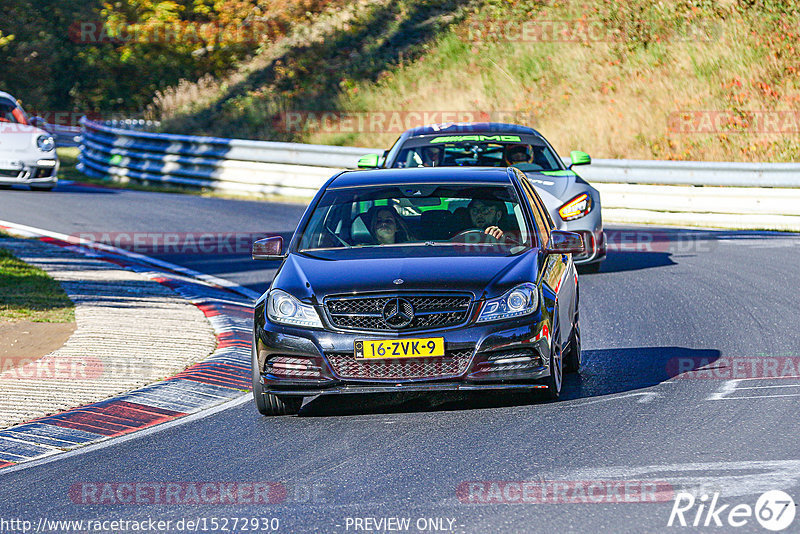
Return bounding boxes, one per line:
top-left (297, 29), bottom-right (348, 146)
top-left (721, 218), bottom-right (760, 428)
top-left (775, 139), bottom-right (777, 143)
top-left (355, 338), bottom-right (445, 359)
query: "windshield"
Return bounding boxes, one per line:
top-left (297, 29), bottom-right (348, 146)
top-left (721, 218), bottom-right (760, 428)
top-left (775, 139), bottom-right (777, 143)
top-left (297, 183), bottom-right (533, 254)
top-left (390, 136), bottom-right (563, 172)
top-left (0, 98), bottom-right (28, 125)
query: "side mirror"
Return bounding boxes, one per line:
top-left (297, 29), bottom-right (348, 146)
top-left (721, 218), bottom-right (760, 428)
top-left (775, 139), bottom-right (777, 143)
top-left (252, 236), bottom-right (286, 260)
top-left (569, 150), bottom-right (591, 167)
top-left (545, 230), bottom-right (584, 255)
top-left (357, 153), bottom-right (381, 169)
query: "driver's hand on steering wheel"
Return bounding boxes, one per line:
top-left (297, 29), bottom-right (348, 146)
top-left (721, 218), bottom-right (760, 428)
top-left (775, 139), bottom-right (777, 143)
top-left (484, 226), bottom-right (504, 240)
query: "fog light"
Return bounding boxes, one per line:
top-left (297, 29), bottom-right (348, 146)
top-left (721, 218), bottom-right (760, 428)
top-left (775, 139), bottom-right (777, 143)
top-left (265, 356), bottom-right (322, 379)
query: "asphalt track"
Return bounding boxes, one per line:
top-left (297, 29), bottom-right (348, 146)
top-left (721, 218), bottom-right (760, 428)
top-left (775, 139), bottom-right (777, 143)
top-left (1, 182), bottom-right (799, 533)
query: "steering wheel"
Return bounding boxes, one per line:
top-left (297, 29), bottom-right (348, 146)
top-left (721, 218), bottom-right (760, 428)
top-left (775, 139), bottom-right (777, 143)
top-left (449, 229), bottom-right (499, 243)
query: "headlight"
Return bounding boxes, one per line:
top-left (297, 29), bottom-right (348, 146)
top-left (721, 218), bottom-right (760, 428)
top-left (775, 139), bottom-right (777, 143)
top-left (36, 135), bottom-right (56, 152)
top-left (267, 289), bottom-right (323, 328)
top-left (559, 193), bottom-right (592, 221)
top-left (477, 283), bottom-right (539, 323)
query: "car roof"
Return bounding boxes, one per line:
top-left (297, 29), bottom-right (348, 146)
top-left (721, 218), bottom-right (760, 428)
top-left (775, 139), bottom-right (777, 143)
top-left (328, 167), bottom-right (515, 189)
top-left (0, 91), bottom-right (17, 103)
top-left (403, 122), bottom-right (542, 139)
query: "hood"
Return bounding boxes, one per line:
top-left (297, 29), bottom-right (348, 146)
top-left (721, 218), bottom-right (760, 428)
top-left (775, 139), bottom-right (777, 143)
top-left (523, 169), bottom-right (577, 204)
top-left (0, 123), bottom-right (47, 151)
top-left (274, 250), bottom-right (541, 303)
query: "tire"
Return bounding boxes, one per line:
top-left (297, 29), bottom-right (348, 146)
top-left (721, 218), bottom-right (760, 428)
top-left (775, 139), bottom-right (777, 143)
top-left (264, 394), bottom-right (303, 416)
top-left (252, 338), bottom-right (302, 415)
top-left (30, 184), bottom-right (55, 192)
top-left (563, 313), bottom-right (581, 374)
top-left (578, 262), bottom-right (601, 274)
top-left (542, 320), bottom-right (563, 401)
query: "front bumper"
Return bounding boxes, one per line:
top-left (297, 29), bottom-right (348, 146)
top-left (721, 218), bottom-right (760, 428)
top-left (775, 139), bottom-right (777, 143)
top-left (0, 158), bottom-right (59, 185)
top-left (255, 311), bottom-right (554, 396)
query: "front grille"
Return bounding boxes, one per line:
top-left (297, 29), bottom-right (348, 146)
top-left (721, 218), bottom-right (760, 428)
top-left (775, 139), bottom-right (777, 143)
top-left (0, 169), bottom-right (23, 179)
top-left (325, 294), bottom-right (472, 332)
top-left (326, 348), bottom-right (474, 380)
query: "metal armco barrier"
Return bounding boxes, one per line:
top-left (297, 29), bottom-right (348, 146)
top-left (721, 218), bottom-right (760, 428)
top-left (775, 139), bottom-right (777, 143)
top-left (78, 118), bottom-right (800, 230)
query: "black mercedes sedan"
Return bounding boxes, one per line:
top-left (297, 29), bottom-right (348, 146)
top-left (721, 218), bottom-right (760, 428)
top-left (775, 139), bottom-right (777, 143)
top-left (251, 167), bottom-right (583, 415)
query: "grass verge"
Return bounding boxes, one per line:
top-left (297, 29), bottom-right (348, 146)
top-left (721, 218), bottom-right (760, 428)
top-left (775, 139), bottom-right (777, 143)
top-left (0, 246), bottom-right (75, 323)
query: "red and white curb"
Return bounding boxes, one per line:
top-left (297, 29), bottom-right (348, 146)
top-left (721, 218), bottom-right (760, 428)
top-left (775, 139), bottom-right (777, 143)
top-left (0, 220), bottom-right (259, 471)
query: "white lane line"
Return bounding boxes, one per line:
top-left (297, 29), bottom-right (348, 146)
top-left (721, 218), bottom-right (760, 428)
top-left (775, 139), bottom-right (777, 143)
top-left (0, 219), bottom-right (261, 301)
top-left (737, 384), bottom-right (800, 390)
top-left (710, 394), bottom-right (800, 400)
top-left (562, 391), bottom-right (661, 407)
top-left (707, 378), bottom-right (800, 401)
top-left (0, 394), bottom-right (252, 477)
top-left (551, 459), bottom-right (800, 499)
top-left (706, 379), bottom-right (741, 401)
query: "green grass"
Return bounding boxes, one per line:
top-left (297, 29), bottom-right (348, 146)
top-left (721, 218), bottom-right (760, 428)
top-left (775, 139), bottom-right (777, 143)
top-left (0, 247), bottom-right (75, 323)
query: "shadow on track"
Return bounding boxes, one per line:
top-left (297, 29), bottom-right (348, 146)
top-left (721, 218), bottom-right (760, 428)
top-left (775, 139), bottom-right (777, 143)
top-left (580, 226), bottom-right (797, 274)
top-left (0, 183), bottom-right (117, 194)
top-left (296, 346), bottom-right (720, 417)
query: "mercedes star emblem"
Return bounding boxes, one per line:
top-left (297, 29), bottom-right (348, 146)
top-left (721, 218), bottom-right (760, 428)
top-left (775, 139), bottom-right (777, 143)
top-left (382, 298), bottom-right (415, 329)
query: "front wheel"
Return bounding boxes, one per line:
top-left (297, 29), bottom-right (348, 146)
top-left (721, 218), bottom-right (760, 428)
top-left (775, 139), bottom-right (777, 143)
top-left (542, 321), bottom-right (563, 401)
top-left (563, 314), bottom-right (581, 374)
top-left (252, 339), bottom-right (302, 415)
top-left (258, 393), bottom-right (302, 416)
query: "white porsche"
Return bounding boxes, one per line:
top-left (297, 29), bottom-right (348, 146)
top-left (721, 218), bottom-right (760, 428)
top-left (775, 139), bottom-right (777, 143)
top-left (0, 91), bottom-right (58, 191)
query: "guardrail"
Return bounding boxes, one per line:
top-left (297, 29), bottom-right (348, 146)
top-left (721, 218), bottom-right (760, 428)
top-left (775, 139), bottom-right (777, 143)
top-left (77, 118), bottom-right (800, 230)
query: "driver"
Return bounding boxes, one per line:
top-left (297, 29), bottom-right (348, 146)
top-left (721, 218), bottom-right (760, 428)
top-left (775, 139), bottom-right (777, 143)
top-left (467, 198), bottom-right (505, 240)
top-left (503, 144), bottom-right (532, 166)
top-left (419, 146), bottom-right (443, 167)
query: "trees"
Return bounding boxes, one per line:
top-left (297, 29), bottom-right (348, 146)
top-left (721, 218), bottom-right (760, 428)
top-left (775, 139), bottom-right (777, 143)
top-left (0, 0), bottom-right (342, 118)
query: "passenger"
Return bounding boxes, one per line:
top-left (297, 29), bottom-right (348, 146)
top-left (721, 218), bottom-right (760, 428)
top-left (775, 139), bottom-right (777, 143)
top-left (369, 207), bottom-right (413, 245)
top-left (467, 198), bottom-right (506, 240)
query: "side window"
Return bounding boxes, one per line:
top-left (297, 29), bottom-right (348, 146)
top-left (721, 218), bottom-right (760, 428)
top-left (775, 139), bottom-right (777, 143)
top-left (517, 174), bottom-right (550, 247)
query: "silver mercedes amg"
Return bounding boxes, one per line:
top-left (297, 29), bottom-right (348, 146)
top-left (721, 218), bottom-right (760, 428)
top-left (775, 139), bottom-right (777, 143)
top-left (0, 91), bottom-right (59, 191)
top-left (359, 123), bottom-right (605, 271)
